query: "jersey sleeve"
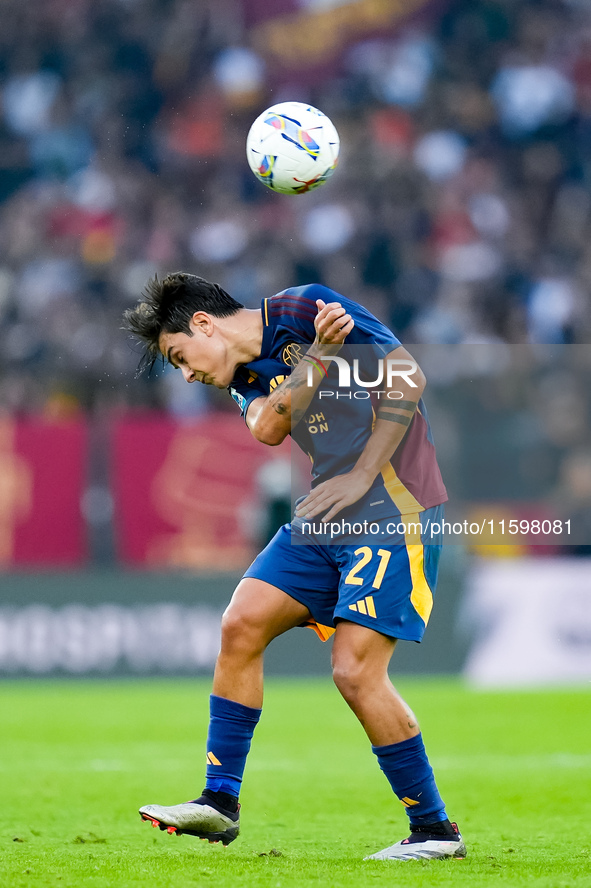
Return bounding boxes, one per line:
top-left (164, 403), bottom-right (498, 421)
top-left (228, 372), bottom-right (265, 420)
top-left (265, 286), bottom-right (318, 342)
top-left (333, 293), bottom-right (400, 353)
top-left (276, 284), bottom-right (400, 354)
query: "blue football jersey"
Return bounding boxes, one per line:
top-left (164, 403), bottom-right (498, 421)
top-left (228, 284), bottom-right (447, 517)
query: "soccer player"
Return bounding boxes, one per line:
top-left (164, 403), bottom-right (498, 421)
top-left (123, 272), bottom-right (465, 861)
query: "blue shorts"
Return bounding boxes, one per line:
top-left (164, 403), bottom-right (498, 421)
top-left (243, 504), bottom-right (443, 643)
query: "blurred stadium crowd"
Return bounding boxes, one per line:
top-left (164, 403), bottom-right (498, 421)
top-left (0, 0), bottom-right (590, 419)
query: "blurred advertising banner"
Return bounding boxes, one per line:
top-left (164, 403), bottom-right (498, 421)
top-left (244, 0), bottom-right (446, 76)
top-left (0, 572), bottom-right (229, 676)
top-left (0, 561), bottom-right (461, 676)
top-left (0, 604), bottom-right (222, 675)
top-left (461, 557), bottom-right (591, 687)
top-left (112, 413), bottom-right (289, 570)
top-left (0, 418), bottom-right (87, 568)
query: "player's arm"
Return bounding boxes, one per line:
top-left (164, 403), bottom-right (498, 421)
top-left (245, 300), bottom-right (354, 446)
top-left (294, 346), bottom-right (426, 522)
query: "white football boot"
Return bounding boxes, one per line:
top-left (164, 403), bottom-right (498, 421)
top-left (139, 797), bottom-right (240, 845)
top-left (365, 821), bottom-right (466, 861)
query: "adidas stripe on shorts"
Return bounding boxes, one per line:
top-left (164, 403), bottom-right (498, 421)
top-left (242, 504), bottom-right (444, 643)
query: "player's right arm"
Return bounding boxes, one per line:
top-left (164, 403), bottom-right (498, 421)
top-left (245, 300), bottom-right (353, 446)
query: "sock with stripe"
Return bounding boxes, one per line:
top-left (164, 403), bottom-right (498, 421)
top-left (372, 733), bottom-right (448, 826)
top-left (204, 694), bottom-right (261, 800)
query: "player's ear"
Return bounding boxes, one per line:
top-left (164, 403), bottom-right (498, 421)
top-left (190, 311), bottom-right (214, 335)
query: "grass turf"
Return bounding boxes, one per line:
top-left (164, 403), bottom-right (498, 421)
top-left (1, 678), bottom-right (590, 887)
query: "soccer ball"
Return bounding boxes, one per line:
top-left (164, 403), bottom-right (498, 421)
top-left (246, 102), bottom-right (340, 195)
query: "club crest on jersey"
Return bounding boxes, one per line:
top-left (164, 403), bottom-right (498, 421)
top-left (282, 343), bottom-right (304, 367)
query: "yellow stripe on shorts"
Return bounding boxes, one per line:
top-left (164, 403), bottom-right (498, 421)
top-left (403, 512), bottom-right (433, 625)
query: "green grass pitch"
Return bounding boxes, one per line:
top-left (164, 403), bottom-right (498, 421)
top-left (2, 678), bottom-right (590, 887)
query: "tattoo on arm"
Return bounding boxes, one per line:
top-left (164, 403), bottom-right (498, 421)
top-left (270, 375), bottom-right (311, 419)
top-left (387, 399), bottom-right (417, 412)
top-left (378, 398), bottom-right (418, 426)
top-left (266, 349), bottom-right (327, 425)
top-left (377, 411), bottom-right (412, 427)
top-left (286, 373), bottom-right (308, 392)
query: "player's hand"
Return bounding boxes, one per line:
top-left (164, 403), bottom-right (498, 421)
top-left (294, 469), bottom-right (373, 523)
top-left (313, 299), bottom-right (354, 349)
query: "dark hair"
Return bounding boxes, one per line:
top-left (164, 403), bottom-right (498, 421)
top-left (123, 272), bottom-right (244, 373)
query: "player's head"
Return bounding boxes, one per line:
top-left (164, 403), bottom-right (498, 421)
top-left (123, 272), bottom-right (244, 384)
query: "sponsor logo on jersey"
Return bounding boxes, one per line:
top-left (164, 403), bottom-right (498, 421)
top-left (306, 411), bottom-right (329, 434)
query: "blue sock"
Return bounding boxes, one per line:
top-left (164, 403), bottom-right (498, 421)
top-left (204, 695), bottom-right (261, 798)
top-left (372, 733), bottom-right (447, 826)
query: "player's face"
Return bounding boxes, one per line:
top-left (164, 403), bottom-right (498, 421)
top-left (159, 316), bottom-right (234, 389)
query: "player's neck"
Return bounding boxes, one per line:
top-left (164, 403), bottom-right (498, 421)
top-left (225, 308), bottom-right (264, 363)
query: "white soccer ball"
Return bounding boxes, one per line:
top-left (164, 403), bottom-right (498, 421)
top-left (246, 101), bottom-right (340, 195)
